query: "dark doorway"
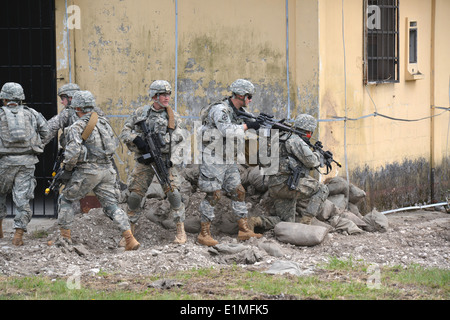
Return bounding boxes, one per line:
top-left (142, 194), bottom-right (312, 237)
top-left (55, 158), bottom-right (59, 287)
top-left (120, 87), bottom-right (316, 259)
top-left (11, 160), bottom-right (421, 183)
top-left (0, 0), bottom-right (58, 217)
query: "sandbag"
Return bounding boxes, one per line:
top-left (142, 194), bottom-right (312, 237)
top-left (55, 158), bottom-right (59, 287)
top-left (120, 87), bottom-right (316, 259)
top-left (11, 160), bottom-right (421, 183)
top-left (347, 202), bottom-right (363, 218)
top-left (274, 222), bottom-right (329, 246)
top-left (349, 183), bottom-right (366, 204)
top-left (246, 166), bottom-right (268, 192)
top-left (324, 176), bottom-right (349, 196)
top-left (328, 215), bottom-right (364, 234)
top-left (362, 209), bottom-right (389, 233)
top-left (327, 194), bottom-right (348, 210)
top-left (317, 199), bottom-right (337, 221)
top-left (341, 210), bottom-right (368, 228)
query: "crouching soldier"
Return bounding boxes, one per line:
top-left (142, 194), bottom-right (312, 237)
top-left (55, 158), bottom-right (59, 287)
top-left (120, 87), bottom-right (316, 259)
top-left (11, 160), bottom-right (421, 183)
top-left (57, 90), bottom-right (139, 251)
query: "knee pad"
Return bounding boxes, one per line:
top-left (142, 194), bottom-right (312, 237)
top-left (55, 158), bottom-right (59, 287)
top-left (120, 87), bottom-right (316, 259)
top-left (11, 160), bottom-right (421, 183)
top-left (167, 189), bottom-right (182, 209)
top-left (230, 185), bottom-right (246, 202)
top-left (205, 190), bottom-right (221, 206)
top-left (127, 192), bottom-right (142, 211)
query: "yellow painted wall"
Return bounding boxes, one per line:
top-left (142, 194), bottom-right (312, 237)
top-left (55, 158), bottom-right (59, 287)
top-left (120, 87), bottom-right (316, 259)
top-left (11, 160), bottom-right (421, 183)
top-left (318, 0), bottom-right (449, 170)
top-left (317, 0), bottom-right (449, 206)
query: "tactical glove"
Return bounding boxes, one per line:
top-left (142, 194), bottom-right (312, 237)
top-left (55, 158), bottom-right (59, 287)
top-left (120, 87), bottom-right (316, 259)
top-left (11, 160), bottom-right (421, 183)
top-left (245, 120), bottom-right (261, 130)
top-left (133, 136), bottom-right (149, 153)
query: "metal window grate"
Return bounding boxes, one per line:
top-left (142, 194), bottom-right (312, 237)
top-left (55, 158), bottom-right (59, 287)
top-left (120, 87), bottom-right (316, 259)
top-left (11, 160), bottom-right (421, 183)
top-left (0, 0), bottom-right (58, 218)
top-left (365, 0), bottom-right (400, 84)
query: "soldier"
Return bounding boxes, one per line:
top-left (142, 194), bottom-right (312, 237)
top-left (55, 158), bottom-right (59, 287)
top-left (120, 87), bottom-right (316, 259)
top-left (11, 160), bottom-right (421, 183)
top-left (119, 80), bottom-right (187, 245)
top-left (197, 79), bottom-right (262, 246)
top-left (43, 83), bottom-right (106, 146)
top-left (0, 82), bottom-right (50, 246)
top-left (255, 114), bottom-right (329, 229)
top-left (57, 90), bottom-right (139, 251)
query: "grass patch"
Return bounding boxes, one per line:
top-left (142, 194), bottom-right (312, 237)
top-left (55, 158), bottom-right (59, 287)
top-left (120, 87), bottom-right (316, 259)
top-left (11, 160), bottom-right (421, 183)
top-left (0, 259), bottom-right (448, 300)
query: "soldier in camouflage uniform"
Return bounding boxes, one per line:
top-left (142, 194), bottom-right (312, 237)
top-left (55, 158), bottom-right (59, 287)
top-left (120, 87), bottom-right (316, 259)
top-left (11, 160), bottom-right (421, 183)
top-left (0, 82), bottom-right (50, 246)
top-left (253, 114), bottom-right (329, 230)
top-left (57, 90), bottom-right (139, 251)
top-left (119, 80), bottom-right (188, 245)
top-left (43, 83), bottom-right (106, 146)
top-left (197, 79), bottom-right (262, 246)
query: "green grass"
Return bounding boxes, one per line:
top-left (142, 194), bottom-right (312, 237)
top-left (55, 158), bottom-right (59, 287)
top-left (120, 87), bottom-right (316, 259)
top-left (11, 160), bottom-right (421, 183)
top-left (0, 257), bottom-right (448, 300)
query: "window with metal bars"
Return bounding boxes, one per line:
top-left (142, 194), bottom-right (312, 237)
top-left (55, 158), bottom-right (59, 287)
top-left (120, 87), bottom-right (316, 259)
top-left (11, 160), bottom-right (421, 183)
top-left (364, 0), bottom-right (400, 84)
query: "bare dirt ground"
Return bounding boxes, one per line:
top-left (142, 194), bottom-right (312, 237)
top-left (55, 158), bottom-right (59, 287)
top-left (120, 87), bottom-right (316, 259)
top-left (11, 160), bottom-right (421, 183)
top-left (1, 205), bottom-right (448, 280)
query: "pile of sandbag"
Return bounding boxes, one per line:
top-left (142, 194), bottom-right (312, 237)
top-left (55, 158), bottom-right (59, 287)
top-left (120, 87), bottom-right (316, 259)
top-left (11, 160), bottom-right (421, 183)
top-left (273, 176), bottom-right (388, 247)
top-left (313, 176), bottom-right (388, 234)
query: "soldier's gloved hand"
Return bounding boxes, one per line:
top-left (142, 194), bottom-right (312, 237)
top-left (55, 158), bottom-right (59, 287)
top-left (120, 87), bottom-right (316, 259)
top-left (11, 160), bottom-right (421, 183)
top-left (59, 167), bottom-right (73, 182)
top-left (133, 136), bottom-right (149, 153)
top-left (245, 120), bottom-right (260, 130)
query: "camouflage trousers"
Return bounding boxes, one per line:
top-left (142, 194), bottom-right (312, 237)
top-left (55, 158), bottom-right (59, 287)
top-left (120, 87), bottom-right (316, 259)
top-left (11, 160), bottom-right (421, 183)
top-left (0, 165), bottom-right (36, 231)
top-left (126, 161), bottom-right (185, 224)
top-left (58, 163), bottom-right (131, 233)
top-left (198, 163), bottom-right (247, 223)
top-left (268, 175), bottom-right (329, 222)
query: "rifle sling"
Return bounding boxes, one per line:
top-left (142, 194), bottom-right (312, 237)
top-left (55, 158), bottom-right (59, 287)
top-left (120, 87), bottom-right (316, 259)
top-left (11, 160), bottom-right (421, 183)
top-left (165, 106), bottom-right (175, 130)
top-left (81, 112), bottom-right (98, 141)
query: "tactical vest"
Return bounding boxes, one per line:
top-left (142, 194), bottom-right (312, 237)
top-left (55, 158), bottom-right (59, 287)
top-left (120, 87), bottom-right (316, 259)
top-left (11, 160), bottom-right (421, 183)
top-left (141, 105), bottom-right (172, 154)
top-left (278, 133), bottom-right (308, 176)
top-left (0, 105), bottom-right (44, 155)
top-left (77, 114), bottom-right (118, 163)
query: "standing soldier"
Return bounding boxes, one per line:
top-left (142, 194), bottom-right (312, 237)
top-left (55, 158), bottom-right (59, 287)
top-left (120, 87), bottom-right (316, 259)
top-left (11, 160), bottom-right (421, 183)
top-left (197, 79), bottom-right (262, 246)
top-left (119, 80), bottom-right (187, 245)
top-left (43, 83), bottom-right (106, 146)
top-left (57, 90), bottom-right (139, 251)
top-left (0, 82), bottom-right (50, 246)
top-left (262, 114), bottom-right (329, 227)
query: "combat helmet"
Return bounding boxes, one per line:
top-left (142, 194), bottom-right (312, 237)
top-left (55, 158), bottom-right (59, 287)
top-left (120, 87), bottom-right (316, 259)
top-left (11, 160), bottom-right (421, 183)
top-left (149, 80), bottom-right (171, 98)
top-left (0, 82), bottom-right (25, 101)
top-left (57, 83), bottom-right (80, 98)
top-left (294, 114), bottom-right (317, 132)
top-left (71, 90), bottom-right (96, 112)
top-left (230, 79), bottom-right (255, 96)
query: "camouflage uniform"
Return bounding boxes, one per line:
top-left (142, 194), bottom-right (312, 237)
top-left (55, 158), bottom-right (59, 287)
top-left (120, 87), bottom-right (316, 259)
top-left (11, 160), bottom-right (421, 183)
top-left (265, 114), bottom-right (329, 227)
top-left (0, 82), bottom-right (50, 245)
top-left (119, 80), bottom-right (187, 243)
top-left (197, 79), bottom-right (262, 245)
top-left (43, 83), bottom-right (105, 147)
top-left (58, 91), bottom-right (139, 250)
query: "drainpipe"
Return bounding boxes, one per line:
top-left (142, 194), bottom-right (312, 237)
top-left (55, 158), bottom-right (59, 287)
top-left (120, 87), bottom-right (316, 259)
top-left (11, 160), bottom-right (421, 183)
top-left (430, 0), bottom-right (436, 203)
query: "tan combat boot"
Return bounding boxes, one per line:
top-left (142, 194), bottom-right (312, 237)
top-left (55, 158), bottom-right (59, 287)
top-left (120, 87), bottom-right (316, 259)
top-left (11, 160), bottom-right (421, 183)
top-left (60, 228), bottom-right (72, 244)
top-left (237, 218), bottom-right (262, 241)
top-left (174, 222), bottom-right (187, 244)
top-left (12, 228), bottom-right (25, 246)
top-left (197, 222), bottom-right (218, 247)
top-left (122, 230), bottom-right (140, 251)
top-left (119, 223), bottom-right (135, 247)
top-left (0, 219), bottom-right (3, 239)
top-left (247, 216), bottom-right (263, 232)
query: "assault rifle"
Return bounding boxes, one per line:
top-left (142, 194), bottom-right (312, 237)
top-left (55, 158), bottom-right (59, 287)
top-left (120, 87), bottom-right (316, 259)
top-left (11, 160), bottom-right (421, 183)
top-left (136, 120), bottom-right (174, 194)
top-left (235, 109), bottom-right (342, 175)
top-left (45, 148), bottom-right (65, 195)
